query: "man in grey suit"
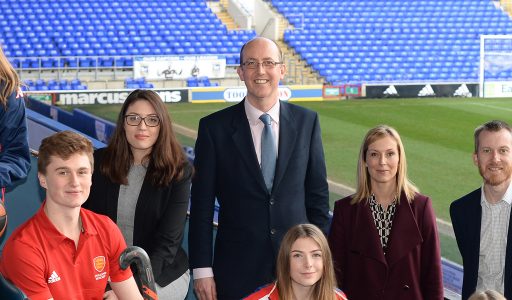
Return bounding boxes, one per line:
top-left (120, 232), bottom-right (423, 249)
top-left (188, 37), bottom-right (330, 300)
top-left (451, 120), bottom-right (512, 299)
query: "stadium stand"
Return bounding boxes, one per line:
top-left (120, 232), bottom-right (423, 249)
top-left (186, 75), bottom-right (218, 87)
top-left (2, 0), bottom-right (498, 296)
top-left (274, 0), bottom-right (512, 85)
top-left (22, 78), bottom-right (87, 91)
top-left (124, 77), bottom-right (154, 89)
top-left (0, 0), bottom-right (256, 88)
top-left (1, 0), bottom-right (511, 88)
top-left (482, 37), bottom-right (512, 80)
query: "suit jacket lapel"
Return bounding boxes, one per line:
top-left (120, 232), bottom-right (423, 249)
top-left (352, 201), bottom-right (387, 265)
top-left (467, 190), bottom-right (482, 280)
top-left (272, 101), bottom-right (297, 193)
top-left (231, 100), bottom-right (268, 192)
top-left (386, 195), bottom-right (423, 266)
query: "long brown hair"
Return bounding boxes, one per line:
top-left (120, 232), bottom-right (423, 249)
top-left (276, 224), bottom-right (338, 300)
top-left (0, 45), bottom-right (20, 108)
top-left (100, 89), bottom-right (187, 186)
top-left (352, 125), bottom-right (418, 204)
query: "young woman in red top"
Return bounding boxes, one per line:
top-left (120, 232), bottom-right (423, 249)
top-left (244, 224), bottom-right (348, 300)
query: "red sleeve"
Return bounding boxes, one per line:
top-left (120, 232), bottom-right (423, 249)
top-left (104, 218), bottom-right (133, 283)
top-left (0, 238), bottom-right (53, 300)
top-left (242, 283), bottom-right (276, 299)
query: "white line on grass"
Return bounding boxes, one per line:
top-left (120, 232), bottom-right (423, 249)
top-left (471, 102), bottom-right (512, 112)
top-left (174, 123), bottom-right (455, 237)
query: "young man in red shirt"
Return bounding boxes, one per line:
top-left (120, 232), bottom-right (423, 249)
top-left (0, 130), bottom-right (142, 300)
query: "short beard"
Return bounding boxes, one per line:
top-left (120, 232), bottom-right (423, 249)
top-left (479, 164), bottom-right (512, 186)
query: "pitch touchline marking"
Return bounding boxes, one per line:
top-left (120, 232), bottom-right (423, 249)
top-left (471, 102), bottom-right (512, 112)
top-left (174, 122), bottom-right (455, 237)
top-left (173, 124), bottom-right (198, 139)
top-left (327, 179), bottom-right (454, 237)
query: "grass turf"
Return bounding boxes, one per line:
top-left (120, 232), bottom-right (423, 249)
top-left (76, 97), bottom-right (512, 263)
top-left (78, 97), bottom-right (512, 220)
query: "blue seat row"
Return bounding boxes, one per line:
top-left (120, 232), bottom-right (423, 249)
top-left (9, 56), bottom-right (135, 69)
top-left (0, 0), bottom-right (255, 68)
top-left (273, 0), bottom-right (512, 84)
top-left (125, 77), bottom-right (154, 89)
top-left (187, 76), bottom-right (219, 87)
top-left (23, 78), bottom-right (87, 91)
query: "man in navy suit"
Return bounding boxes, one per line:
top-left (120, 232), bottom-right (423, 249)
top-left (188, 37), bottom-right (330, 300)
top-left (451, 120), bottom-right (512, 300)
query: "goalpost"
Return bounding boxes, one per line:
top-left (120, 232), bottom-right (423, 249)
top-left (479, 35), bottom-right (512, 98)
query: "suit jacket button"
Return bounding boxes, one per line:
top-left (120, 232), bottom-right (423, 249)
top-left (403, 285), bottom-right (410, 290)
top-left (270, 229), bottom-right (276, 235)
top-left (270, 198), bottom-right (275, 205)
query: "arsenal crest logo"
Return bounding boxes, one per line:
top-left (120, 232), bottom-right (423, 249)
top-left (93, 256), bottom-right (106, 272)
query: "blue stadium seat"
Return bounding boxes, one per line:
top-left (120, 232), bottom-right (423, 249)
top-left (276, 0), bottom-right (509, 83)
top-left (186, 77), bottom-right (198, 87)
top-left (100, 58), bottom-right (114, 67)
top-left (2, 0), bottom-right (504, 84)
top-left (0, 273), bottom-right (28, 300)
top-left (0, 0), bottom-right (249, 72)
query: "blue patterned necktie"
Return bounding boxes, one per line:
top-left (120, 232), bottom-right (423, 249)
top-left (259, 113), bottom-right (277, 193)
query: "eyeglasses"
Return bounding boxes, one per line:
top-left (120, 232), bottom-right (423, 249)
top-left (125, 114), bottom-right (160, 127)
top-left (241, 60), bottom-right (283, 69)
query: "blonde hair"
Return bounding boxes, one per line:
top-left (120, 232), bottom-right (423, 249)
top-left (468, 290), bottom-right (506, 300)
top-left (352, 125), bottom-right (418, 204)
top-left (276, 224), bottom-right (337, 300)
top-left (0, 45), bottom-right (20, 108)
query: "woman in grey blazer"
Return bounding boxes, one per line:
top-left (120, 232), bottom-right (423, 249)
top-left (84, 89), bottom-right (192, 300)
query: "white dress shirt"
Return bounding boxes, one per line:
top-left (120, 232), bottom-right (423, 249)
top-left (476, 182), bottom-right (512, 294)
top-left (244, 99), bottom-right (280, 164)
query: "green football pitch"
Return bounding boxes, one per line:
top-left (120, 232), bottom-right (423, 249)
top-left (78, 97), bottom-right (512, 263)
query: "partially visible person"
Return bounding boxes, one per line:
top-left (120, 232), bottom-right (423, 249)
top-left (0, 45), bottom-right (30, 189)
top-left (243, 224), bottom-right (347, 300)
top-left (450, 120), bottom-right (512, 300)
top-left (84, 89), bottom-right (192, 300)
top-left (0, 130), bottom-right (142, 300)
top-left (189, 37), bottom-right (330, 300)
top-left (329, 125), bottom-right (443, 300)
top-left (468, 289), bottom-right (506, 300)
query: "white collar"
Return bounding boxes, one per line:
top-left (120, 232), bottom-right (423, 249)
top-left (244, 99), bottom-right (280, 125)
top-left (481, 181), bottom-right (512, 206)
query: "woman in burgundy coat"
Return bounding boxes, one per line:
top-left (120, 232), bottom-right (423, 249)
top-left (328, 125), bottom-right (443, 300)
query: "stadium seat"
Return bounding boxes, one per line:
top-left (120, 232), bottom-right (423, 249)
top-left (0, 273), bottom-right (28, 300)
top-left (186, 77), bottom-right (198, 87)
top-left (0, 0), bottom-right (256, 78)
top-left (276, 0), bottom-right (512, 83)
top-left (1, 0), bottom-right (507, 85)
top-left (124, 77), bottom-right (152, 89)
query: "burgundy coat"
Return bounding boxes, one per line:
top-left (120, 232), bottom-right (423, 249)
top-left (328, 192), bottom-right (443, 300)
